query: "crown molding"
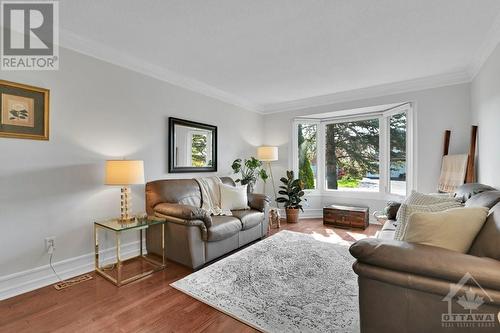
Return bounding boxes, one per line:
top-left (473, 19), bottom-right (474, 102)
top-left (468, 11), bottom-right (500, 79)
top-left (259, 70), bottom-right (472, 114)
top-left (59, 27), bottom-right (492, 116)
top-left (59, 29), bottom-right (261, 114)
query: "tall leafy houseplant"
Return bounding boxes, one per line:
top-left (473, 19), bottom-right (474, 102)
top-left (276, 170), bottom-right (306, 223)
top-left (231, 157), bottom-right (268, 193)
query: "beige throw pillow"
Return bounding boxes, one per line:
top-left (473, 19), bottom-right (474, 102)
top-left (394, 201), bottom-right (463, 240)
top-left (220, 184), bottom-right (249, 211)
top-left (402, 207), bottom-right (489, 253)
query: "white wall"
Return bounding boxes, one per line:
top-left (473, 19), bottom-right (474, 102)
top-left (0, 45), bottom-right (482, 299)
top-left (0, 48), bottom-right (263, 286)
top-left (471, 43), bottom-right (500, 187)
top-left (263, 83), bottom-right (472, 216)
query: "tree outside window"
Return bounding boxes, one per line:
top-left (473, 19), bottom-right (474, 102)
top-left (297, 123), bottom-right (317, 189)
top-left (325, 119), bottom-right (380, 191)
top-left (389, 113), bottom-right (407, 195)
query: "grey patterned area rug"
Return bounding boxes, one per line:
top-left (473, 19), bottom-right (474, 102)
top-left (171, 230), bottom-right (359, 333)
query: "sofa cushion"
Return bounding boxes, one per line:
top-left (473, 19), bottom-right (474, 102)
top-left (231, 209), bottom-right (263, 230)
top-left (207, 216), bottom-right (242, 242)
top-left (465, 190), bottom-right (500, 209)
top-left (146, 179), bottom-right (202, 215)
top-left (382, 220), bottom-right (398, 231)
top-left (454, 183), bottom-right (496, 203)
top-left (394, 201), bottom-right (463, 240)
top-left (145, 176), bottom-right (236, 216)
top-left (403, 207), bottom-right (489, 253)
top-left (469, 203), bottom-right (500, 260)
top-left (376, 229), bottom-right (395, 240)
top-left (220, 177), bottom-right (236, 186)
top-left (154, 202), bottom-right (212, 227)
top-left (375, 220), bottom-right (397, 240)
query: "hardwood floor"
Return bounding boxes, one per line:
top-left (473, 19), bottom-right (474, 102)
top-left (0, 219), bottom-right (380, 333)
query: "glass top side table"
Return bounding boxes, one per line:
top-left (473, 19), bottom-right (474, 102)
top-left (94, 215), bottom-right (166, 286)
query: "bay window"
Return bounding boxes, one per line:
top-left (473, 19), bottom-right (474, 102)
top-left (293, 103), bottom-right (413, 197)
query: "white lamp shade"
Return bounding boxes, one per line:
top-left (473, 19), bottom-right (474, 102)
top-left (105, 160), bottom-right (145, 185)
top-left (257, 146), bottom-right (278, 162)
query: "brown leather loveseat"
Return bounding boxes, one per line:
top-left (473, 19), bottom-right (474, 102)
top-left (350, 184), bottom-right (500, 332)
top-left (145, 177), bottom-right (269, 269)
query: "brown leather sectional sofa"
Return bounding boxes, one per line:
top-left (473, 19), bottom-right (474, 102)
top-left (145, 177), bottom-right (270, 269)
top-left (350, 184), bottom-right (500, 333)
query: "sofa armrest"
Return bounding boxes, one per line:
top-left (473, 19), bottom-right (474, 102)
top-left (248, 193), bottom-right (270, 212)
top-left (154, 202), bottom-right (212, 227)
top-left (349, 238), bottom-right (500, 291)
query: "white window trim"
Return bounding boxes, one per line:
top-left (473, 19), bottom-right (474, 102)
top-left (293, 103), bottom-right (414, 200)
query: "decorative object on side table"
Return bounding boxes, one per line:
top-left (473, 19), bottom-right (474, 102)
top-left (268, 207), bottom-right (281, 231)
top-left (105, 160), bottom-right (145, 222)
top-left (276, 170), bottom-right (306, 223)
top-left (231, 156), bottom-right (268, 193)
top-left (0, 80), bottom-right (49, 140)
top-left (94, 215), bottom-right (166, 286)
top-left (323, 204), bottom-right (369, 229)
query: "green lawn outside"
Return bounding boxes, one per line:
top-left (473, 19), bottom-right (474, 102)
top-left (337, 178), bottom-right (361, 188)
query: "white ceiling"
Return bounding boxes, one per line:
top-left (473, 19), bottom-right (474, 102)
top-left (60, 1), bottom-right (500, 113)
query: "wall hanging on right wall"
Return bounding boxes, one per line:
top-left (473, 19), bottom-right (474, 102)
top-left (0, 80), bottom-right (50, 141)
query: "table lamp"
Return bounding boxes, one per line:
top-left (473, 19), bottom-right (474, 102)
top-left (257, 146), bottom-right (278, 204)
top-left (105, 160), bottom-right (145, 222)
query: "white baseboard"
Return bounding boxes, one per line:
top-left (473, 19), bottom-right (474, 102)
top-left (277, 208), bottom-right (323, 219)
top-left (0, 210), bottom-right (378, 301)
top-left (0, 241), bottom-right (144, 301)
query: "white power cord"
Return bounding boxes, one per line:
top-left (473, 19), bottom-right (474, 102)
top-left (48, 244), bottom-right (63, 282)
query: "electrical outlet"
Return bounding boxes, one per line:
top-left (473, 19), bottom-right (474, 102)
top-left (45, 237), bottom-right (55, 253)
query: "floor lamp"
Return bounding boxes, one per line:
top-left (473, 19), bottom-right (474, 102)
top-left (257, 146), bottom-right (278, 206)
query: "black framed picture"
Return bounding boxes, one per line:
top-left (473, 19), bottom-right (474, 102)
top-left (168, 117), bottom-right (217, 173)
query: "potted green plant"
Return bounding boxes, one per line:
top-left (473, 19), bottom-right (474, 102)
top-left (276, 170), bottom-right (306, 223)
top-left (231, 157), bottom-right (268, 193)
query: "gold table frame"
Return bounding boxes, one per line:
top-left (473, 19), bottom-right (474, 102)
top-left (94, 217), bottom-right (165, 286)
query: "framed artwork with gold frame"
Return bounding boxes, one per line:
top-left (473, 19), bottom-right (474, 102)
top-left (0, 80), bottom-right (49, 140)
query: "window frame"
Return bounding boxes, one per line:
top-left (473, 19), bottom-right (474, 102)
top-left (292, 119), bottom-right (320, 191)
top-left (292, 103), bottom-right (414, 199)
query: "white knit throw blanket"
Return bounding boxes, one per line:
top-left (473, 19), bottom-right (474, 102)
top-left (195, 176), bottom-right (232, 216)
